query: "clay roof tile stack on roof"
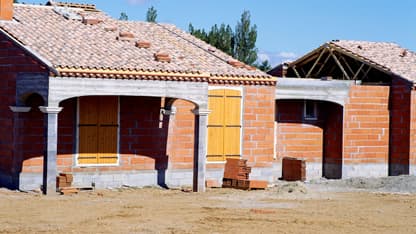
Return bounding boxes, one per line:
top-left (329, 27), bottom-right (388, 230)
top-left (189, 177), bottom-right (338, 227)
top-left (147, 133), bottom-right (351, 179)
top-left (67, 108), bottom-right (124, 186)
top-left (0, 3), bottom-right (273, 85)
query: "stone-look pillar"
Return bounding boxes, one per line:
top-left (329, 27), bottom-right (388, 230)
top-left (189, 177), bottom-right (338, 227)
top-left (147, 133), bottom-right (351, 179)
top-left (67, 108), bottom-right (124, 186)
top-left (192, 108), bottom-right (210, 192)
top-left (39, 106), bottom-right (63, 195)
top-left (9, 106), bottom-right (31, 189)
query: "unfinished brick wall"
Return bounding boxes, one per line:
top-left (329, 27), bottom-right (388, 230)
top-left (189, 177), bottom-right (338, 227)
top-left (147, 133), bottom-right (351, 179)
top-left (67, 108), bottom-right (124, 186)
top-left (166, 99), bottom-right (195, 170)
top-left (0, 72), bottom-right (15, 174)
top-left (0, 34), bottom-right (47, 177)
top-left (343, 85), bottom-right (390, 176)
top-left (410, 89), bottom-right (416, 174)
top-left (243, 86), bottom-right (275, 167)
top-left (119, 96), bottom-right (169, 171)
top-left (276, 100), bottom-right (343, 179)
top-left (389, 78), bottom-right (412, 175)
top-left (275, 100), bottom-right (323, 162)
top-left (323, 103), bottom-right (343, 179)
top-left (56, 96), bottom-right (173, 173)
top-left (19, 94), bottom-right (45, 173)
top-left (57, 98), bottom-right (77, 172)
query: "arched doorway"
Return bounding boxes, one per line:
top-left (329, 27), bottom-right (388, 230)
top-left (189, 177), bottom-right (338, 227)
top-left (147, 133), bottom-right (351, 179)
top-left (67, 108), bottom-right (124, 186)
top-left (275, 99), bottom-right (343, 179)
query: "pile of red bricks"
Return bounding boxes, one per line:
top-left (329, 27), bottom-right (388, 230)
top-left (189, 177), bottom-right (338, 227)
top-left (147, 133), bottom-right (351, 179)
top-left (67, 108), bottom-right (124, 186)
top-left (57, 173), bottom-right (73, 188)
top-left (56, 173), bottom-right (79, 195)
top-left (222, 158), bottom-right (268, 190)
top-left (282, 157), bottom-right (306, 181)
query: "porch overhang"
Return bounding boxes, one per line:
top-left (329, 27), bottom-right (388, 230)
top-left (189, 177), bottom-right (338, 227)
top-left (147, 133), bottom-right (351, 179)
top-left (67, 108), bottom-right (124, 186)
top-left (275, 78), bottom-right (354, 106)
top-left (47, 76), bottom-right (209, 108)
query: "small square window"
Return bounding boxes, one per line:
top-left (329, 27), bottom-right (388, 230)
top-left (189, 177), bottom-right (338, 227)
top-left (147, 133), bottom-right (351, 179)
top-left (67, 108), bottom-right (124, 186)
top-left (304, 101), bottom-right (317, 120)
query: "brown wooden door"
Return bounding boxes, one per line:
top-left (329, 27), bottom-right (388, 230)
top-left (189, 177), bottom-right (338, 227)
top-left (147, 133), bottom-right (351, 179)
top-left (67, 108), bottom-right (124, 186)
top-left (78, 96), bottom-right (118, 164)
top-left (207, 89), bottom-right (242, 161)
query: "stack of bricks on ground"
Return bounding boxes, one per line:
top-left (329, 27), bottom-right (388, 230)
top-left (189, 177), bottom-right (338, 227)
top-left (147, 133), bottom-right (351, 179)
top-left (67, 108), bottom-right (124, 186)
top-left (222, 159), bottom-right (268, 190)
top-left (282, 157), bottom-right (306, 181)
top-left (56, 173), bottom-right (78, 195)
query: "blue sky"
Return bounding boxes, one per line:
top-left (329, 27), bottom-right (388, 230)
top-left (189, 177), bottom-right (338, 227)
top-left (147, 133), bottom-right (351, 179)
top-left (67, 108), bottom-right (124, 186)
top-left (23, 0), bottom-right (416, 66)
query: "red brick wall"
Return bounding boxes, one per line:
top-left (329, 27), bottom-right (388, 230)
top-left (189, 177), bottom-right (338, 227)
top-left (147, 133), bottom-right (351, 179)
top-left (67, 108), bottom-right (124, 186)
top-left (0, 71), bottom-right (14, 174)
top-left (323, 103), bottom-right (343, 178)
top-left (55, 96), bottom-right (196, 173)
top-left (243, 86), bottom-right (275, 167)
top-left (119, 96), bottom-right (169, 171)
top-left (276, 99), bottom-right (343, 178)
top-left (0, 34), bottom-right (47, 175)
top-left (275, 100), bottom-right (324, 163)
top-left (20, 94), bottom-right (45, 173)
top-left (410, 89), bottom-right (416, 169)
top-left (343, 85), bottom-right (390, 166)
top-left (57, 98), bottom-right (76, 172)
top-left (389, 78), bottom-right (412, 175)
top-left (166, 99), bottom-right (195, 170)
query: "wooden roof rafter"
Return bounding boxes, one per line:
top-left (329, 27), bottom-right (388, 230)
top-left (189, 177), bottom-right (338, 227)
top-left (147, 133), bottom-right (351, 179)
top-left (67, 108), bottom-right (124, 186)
top-left (285, 42), bottom-right (391, 81)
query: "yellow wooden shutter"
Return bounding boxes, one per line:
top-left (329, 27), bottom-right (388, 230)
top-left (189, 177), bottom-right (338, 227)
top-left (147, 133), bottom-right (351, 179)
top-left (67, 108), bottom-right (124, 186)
top-left (97, 97), bottom-right (118, 164)
top-left (207, 89), bottom-right (242, 161)
top-left (78, 96), bottom-right (99, 164)
top-left (207, 89), bottom-right (225, 161)
top-left (78, 96), bottom-right (118, 165)
top-left (224, 90), bottom-right (241, 159)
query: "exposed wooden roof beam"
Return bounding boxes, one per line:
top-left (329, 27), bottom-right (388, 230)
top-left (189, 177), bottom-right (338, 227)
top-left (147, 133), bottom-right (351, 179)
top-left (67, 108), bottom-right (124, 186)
top-left (352, 63), bottom-right (365, 80)
top-left (306, 48), bottom-right (326, 78)
top-left (315, 49), bottom-right (332, 77)
top-left (292, 66), bottom-right (302, 78)
top-left (329, 49), bottom-right (351, 80)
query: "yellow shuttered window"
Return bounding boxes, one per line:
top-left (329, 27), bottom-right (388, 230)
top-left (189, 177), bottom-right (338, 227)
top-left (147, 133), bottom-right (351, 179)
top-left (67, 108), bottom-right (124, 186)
top-left (207, 89), bottom-right (242, 161)
top-left (78, 96), bottom-right (118, 165)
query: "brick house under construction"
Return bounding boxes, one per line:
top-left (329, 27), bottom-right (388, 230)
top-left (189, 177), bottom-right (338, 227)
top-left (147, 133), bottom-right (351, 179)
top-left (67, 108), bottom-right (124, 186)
top-left (269, 40), bottom-right (416, 180)
top-left (0, 1), bottom-right (276, 194)
top-left (1, 1), bottom-right (416, 195)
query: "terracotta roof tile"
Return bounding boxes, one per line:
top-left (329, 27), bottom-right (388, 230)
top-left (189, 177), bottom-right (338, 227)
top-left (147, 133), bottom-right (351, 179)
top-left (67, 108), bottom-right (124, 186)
top-left (0, 4), bottom-right (271, 82)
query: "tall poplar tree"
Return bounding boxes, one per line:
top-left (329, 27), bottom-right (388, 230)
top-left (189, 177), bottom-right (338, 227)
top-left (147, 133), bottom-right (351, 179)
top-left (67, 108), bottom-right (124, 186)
top-left (146, 6), bottom-right (157, 23)
top-left (119, 12), bottom-right (128, 21)
top-left (234, 11), bottom-right (258, 65)
top-left (189, 11), bottom-right (263, 68)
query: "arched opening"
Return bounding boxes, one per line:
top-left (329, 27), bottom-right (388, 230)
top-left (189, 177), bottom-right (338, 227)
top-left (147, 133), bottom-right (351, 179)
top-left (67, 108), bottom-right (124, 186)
top-left (275, 99), bottom-right (343, 179)
top-left (18, 93), bottom-right (46, 187)
top-left (55, 95), bottom-right (201, 189)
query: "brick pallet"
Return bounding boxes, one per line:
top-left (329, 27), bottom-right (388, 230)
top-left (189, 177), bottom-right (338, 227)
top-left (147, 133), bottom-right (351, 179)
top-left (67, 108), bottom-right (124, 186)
top-left (222, 158), bottom-right (268, 190)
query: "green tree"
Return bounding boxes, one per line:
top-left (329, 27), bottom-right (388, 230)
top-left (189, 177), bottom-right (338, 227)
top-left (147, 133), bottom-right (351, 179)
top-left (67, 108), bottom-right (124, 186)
top-left (146, 6), bottom-right (157, 22)
top-left (14, 0), bottom-right (19, 3)
top-left (234, 11), bottom-right (258, 65)
top-left (255, 60), bottom-right (272, 72)
top-left (119, 12), bottom-right (128, 21)
top-left (188, 11), bottom-right (258, 66)
top-left (189, 23), bottom-right (208, 42)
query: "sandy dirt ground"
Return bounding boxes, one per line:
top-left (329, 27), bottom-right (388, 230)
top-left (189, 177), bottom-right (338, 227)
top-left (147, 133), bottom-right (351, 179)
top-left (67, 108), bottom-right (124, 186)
top-left (1, 176), bottom-right (416, 234)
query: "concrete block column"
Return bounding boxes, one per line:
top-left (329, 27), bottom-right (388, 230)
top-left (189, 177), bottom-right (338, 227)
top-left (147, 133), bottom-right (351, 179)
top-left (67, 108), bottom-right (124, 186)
top-left (192, 108), bottom-right (210, 192)
top-left (39, 106), bottom-right (63, 195)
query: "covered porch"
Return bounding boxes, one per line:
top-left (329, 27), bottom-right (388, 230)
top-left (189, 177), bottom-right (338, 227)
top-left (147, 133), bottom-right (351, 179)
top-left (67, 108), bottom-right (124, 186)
top-left (11, 76), bottom-right (210, 195)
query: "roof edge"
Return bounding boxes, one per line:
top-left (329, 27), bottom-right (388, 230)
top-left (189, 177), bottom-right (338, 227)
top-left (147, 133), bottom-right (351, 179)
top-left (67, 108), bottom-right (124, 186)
top-left (0, 28), bottom-right (59, 75)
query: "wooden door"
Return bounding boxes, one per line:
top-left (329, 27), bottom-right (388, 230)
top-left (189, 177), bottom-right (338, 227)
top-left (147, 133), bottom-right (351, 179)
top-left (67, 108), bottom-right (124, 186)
top-left (207, 89), bottom-right (242, 161)
top-left (78, 96), bottom-right (118, 164)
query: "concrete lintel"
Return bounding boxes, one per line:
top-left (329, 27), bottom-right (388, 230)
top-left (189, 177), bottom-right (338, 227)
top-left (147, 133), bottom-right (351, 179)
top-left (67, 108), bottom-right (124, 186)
top-left (9, 106), bottom-right (31, 113)
top-left (276, 78), bottom-right (354, 106)
top-left (39, 106), bottom-right (63, 114)
top-left (48, 77), bottom-right (209, 108)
